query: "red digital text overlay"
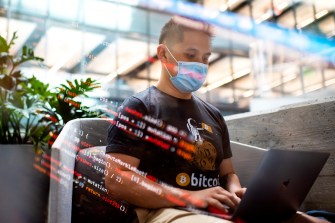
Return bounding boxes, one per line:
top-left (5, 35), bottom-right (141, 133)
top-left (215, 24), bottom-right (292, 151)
top-left (105, 155), bottom-right (205, 209)
top-left (33, 147), bottom-right (127, 212)
top-left (117, 107), bottom-right (195, 161)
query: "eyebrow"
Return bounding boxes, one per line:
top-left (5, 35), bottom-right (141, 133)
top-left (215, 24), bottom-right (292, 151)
top-left (185, 48), bottom-right (212, 56)
top-left (204, 52), bottom-right (212, 57)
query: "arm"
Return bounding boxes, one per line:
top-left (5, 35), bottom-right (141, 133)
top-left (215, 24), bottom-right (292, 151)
top-left (105, 153), bottom-right (239, 211)
top-left (219, 158), bottom-right (246, 199)
top-left (105, 153), bottom-right (186, 209)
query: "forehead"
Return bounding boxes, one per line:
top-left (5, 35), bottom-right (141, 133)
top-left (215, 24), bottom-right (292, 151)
top-left (173, 29), bottom-right (211, 52)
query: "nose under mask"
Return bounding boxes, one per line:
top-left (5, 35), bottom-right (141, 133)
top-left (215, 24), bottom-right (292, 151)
top-left (164, 45), bottom-right (208, 93)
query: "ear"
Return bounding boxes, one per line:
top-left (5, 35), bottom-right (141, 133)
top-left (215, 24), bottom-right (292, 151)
top-left (157, 44), bottom-right (168, 63)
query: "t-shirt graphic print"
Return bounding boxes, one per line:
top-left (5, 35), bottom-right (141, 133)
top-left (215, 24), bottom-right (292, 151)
top-left (187, 118), bottom-right (217, 171)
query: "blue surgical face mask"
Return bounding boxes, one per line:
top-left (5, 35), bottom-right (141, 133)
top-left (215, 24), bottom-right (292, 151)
top-left (163, 45), bottom-right (208, 93)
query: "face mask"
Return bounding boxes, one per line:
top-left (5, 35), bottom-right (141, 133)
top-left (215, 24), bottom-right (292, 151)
top-left (163, 45), bottom-right (208, 93)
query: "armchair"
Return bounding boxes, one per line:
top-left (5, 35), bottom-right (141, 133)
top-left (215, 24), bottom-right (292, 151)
top-left (47, 118), bottom-right (135, 223)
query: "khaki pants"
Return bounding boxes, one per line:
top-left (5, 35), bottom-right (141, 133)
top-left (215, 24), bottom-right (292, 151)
top-left (135, 208), bottom-right (329, 223)
top-left (135, 208), bottom-right (232, 223)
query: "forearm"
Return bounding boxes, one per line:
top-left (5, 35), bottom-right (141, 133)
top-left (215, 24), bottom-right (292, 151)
top-left (105, 168), bottom-right (192, 209)
top-left (219, 158), bottom-right (243, 193)
top-left (224, 173), bottom-right (243, 193)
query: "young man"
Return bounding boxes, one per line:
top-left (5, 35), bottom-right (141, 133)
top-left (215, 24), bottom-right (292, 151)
top-left (105, 17), bottom-right (329, 223)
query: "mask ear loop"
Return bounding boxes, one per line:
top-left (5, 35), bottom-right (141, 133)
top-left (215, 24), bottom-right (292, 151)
top-left (164, 45), bottom-right (178, 63)
top-left (163, 45), bottom-right (178, 78)
top-left (163, 63), bottom-right (173, 78)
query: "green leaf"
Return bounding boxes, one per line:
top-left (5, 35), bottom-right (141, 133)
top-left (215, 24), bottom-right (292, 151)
top-left (8, 32), bottom-right (18, 50)
top-left (66, 80), bottom-right (74, 89)
top-left (21, 109), bottom-right (29, 119)
top-left (0, 35), bottom-right (9, 53)
top-left (22, 45), bottom-right (27, 56)
top-left (24, 76), bottom-right (54, 101)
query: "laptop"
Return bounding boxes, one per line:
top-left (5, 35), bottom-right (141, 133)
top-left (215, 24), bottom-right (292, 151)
top-left (180, 148), bottom-right (330, 223)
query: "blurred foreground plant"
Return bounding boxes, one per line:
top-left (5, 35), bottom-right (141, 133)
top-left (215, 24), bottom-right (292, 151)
top-left (0, 32), bottom-right (102, 151)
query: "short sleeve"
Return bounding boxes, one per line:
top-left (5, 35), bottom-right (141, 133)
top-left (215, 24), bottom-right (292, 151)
top-left (106, 96), bottom-right (148, 159)
top-left (221, 116), bottom-right (232, 159)
top-left (211, 106), bottom-right (232, 159)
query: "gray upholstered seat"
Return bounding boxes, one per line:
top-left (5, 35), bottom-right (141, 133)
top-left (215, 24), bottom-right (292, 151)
top-left (47, 118), bottom-right (136, 223)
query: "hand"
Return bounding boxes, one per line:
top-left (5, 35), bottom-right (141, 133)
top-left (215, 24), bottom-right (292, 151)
top-left (231, 187), bottom-right (247, 199)
top-left (187, 186), bottom-right (240, 213)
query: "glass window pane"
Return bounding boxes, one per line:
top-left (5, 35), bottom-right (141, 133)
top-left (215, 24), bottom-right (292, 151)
top-left (49, 0), bottom-right (80, 21)
top-left (84, 0), bottom-right (117, 29)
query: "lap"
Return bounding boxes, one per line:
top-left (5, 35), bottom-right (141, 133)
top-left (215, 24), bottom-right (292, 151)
top-left (135, 207), bottom-right (232, 223)
top-left (135, 208), bottom-right (330, 223)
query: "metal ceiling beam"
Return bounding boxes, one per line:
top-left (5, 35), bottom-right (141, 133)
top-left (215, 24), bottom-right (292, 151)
top-left (229, 0), bottom-right (249, 12)
top-left (114, 54), bottom-right (160, 82)
top-left (68, 35), bottom-right (116, 73)
top-left (302, 11), bottom-right (335, 30)
top-left (16, 21), bottom-right (45, 57)
top-left (0, 10), bottom-right (157, 43)
top-left (273, 2), bottom-right (302, 21)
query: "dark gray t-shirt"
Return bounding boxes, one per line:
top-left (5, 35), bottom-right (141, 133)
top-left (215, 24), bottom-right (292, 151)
top-left (106, 86), bottom-right (232, 190)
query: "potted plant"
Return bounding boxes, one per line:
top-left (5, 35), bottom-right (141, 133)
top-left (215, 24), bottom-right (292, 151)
top-left (25, 75), bottom-right (102, 150)
top-left (0, 32), bottom-right (44, 146)
top-left (0, 32), bottom-right (102, 223)
top-left (1, 31), bottom-right (102, 148)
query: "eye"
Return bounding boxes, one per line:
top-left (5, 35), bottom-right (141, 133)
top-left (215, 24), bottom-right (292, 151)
top-left (203, 56), bottom-right (210, 64)
top-left (185, 53), bottom-right (196, 59)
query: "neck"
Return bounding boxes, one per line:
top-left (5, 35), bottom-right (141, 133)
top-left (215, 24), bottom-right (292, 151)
top-left (155, 68), bottom-right (192, 100)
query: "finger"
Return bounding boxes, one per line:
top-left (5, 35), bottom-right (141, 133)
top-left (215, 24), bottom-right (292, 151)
top-left (207, 198), bottom-right (230, 212)
top-left (207, 204), bottom-right (230, 217)
top-left (235, 187), bottom-right (247, 198)
top-left (216, 189), bottom-right (241, 206)
top-left (213, 193), bottom-right (237, 209)
top-left (233, 194), bottom-right (241, 205)
top-left (217, 189), bottom-right (240, 205)
top-left (215, 187), bottom-right (234, 197)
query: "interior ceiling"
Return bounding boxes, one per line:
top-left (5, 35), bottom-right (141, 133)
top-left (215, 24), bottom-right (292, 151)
top-left (0, 0), bottom-right (334, 110)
